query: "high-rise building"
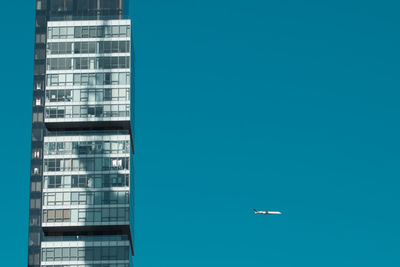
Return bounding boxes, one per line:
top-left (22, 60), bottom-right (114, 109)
top-left (27, 1), bottom-right (134, 267)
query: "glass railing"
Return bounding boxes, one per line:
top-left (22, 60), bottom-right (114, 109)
top-left (43, 235), bottom-right (129, 242)
top-left (49, 15), bottom-right (123, 22)
top-left (45, 130), bottom-right (130, 137)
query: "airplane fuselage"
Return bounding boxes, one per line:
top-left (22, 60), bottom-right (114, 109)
top-left (253, 209), bottom-right (282, 215)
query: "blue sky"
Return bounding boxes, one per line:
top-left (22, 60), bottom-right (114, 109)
top-left (1, 0), bottom-right (400, 266)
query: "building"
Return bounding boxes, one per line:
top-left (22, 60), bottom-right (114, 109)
top-left (27, 1), bottom-right (134, 267)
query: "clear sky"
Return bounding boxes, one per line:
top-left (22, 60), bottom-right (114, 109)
top-left (0, 0), bottom-right (400, 266)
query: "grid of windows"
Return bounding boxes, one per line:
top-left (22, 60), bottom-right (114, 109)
top-left (76, 41), bottom-right (129, 54)
top-left (43, 157), bottom-right (129, 172)
top-left (44, 140), bottom-right (129, 155)
top-left (47, 25), bottom-right (130, 39)
top-left (47, 42), bottom-right (72, 54)
top-left (47, 41), bottom-right (130, 55)
top-left (42, 245), bottom-right (129, 261)
top-left (46, 88), bottom-right (129, 103)
top-left (43, 191), bottom-right (129, 206)
top-left (40, 19), bottom-right (132, 266)
top-left (47, 56), bottom-right (130, 70)
top-left (45, 105), bottom-right (130, 119)
top-left (43, 207), bottom-right (129, 223)
top-left (47, 58), bottom-right (72, 70)
top-left (44, 173), bottom-right (129, 189)
top-left (46, 72), bottom-right (130, 86)
top-left (43, 209), bottom-right (71, 222)
top-left (47, 26), bottom-right (74, 39)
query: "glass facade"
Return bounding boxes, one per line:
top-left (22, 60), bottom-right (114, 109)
top-left (45, 20), bottom-right (131, 124)
top-left (43, 191), bottom-right (129, 206)
top-left (47, 41), bottom-right (130, 55)
top-left (41, 240), bottom-right (130, 266)
top-left (47, 25), bottom-right (131, 39)
top-left (27, 1), bottom-right (133, 267)
top-left (42, 134), bottom-right (131, 227)
top-left (42, 245), bottom-right (130, 261)
top-left (47, 72), bottom-right (130, 86)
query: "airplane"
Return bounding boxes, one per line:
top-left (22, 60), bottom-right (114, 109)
top-left (253, 209), bottom-right (282, 215)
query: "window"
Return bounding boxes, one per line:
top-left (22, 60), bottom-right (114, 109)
top-left (97, 26), bottom-right (105, 38)
top-left (47, 210), bottom-right (55, 222)
top-left (33, 168), bottom-right (39, 175)
top-left (30, 198), bottom-right (41, 209)
top-left (105, 26), bottom-right (112, 37)
top-left (60, 27), bottom-right (67, 39)
top-left (53, 27), bottom-right (59, 39)
top-left (67, 27), bottom-right (74, 38)
top-left (120, 26), bottom-right (127, 36)
top-left (35, 98), bottom-right (41, 106)
top-left (70, 247), bottom-right (78, 261)
top-left (62, 247), bottom-right (70, 261)
top-left (82, 26), bottom-right (89, 38)
top-left (74, 26), bottom-right (82, 38)
top-left (112, 159), bottom-right (122, 167)
top-left (38, 34), bottom-right (46, 44)
top-left (55, 209), bottom-right (63, 221)
top-left (104, 41), bottom-right (111, 53)
top-left (89, 26), bottom-right (97, 38)
top-left (89, 42), bottom-right (96, 53)
top-left (29, 216), bottom-right (40, 227)
top-left (31, 182), bottom-right (41, 192)
top-left (33, 151), bottom-right (40, 158)
top-left (112, 26), bottom-right (119, 37)
top-left (64, 210), bottom-right (71, 221)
